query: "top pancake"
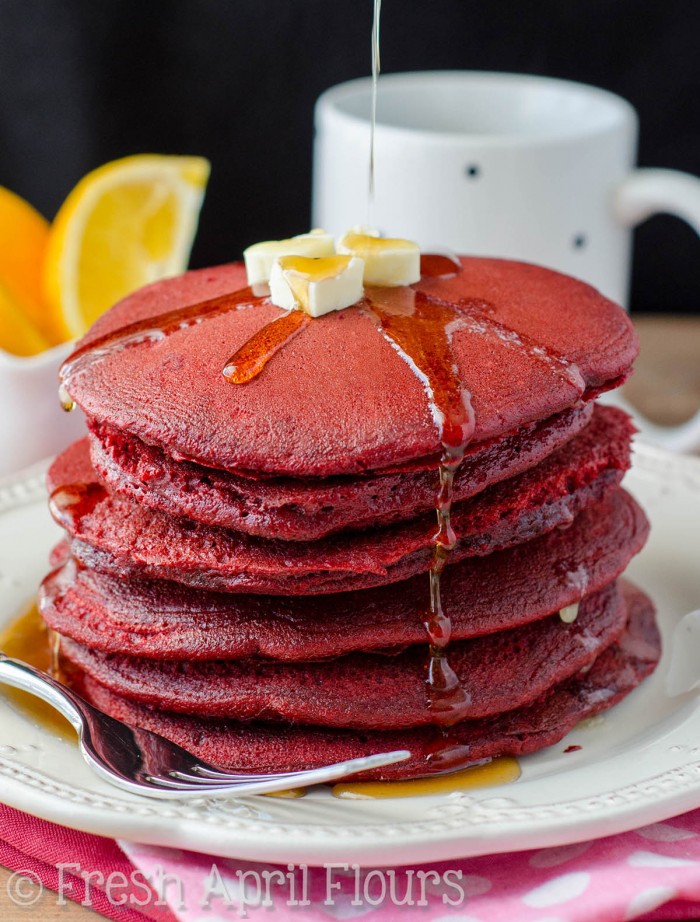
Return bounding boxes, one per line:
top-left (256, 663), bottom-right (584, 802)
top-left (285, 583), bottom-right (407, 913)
top-left (62, 258), bottom-right (637, 477)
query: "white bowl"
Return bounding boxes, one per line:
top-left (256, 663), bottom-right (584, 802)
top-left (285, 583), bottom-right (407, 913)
top-left (0, 343), bottom-right (86, 479)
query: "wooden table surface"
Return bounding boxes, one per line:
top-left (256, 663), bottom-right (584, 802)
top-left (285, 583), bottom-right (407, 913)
top-left (1, 314), bottom-right (699, 922)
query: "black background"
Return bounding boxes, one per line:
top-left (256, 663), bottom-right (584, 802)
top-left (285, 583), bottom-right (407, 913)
top-left (0, 0), bottom-right (698, 313)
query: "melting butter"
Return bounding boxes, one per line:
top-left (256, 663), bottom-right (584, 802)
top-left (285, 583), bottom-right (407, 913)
top-left (244, 230), bottom-right (335, 285)
top-left (338, 233), bottom-right (420, 286)
top-left (269, 255), bottom-right (364, 317)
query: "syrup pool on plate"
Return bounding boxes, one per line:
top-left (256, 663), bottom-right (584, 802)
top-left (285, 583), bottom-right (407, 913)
top-left (0, 603), bottom-right (75, 740)
top-left (332, 757), bottom-right (521, 799)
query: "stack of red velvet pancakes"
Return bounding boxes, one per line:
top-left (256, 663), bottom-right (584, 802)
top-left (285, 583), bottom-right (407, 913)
top-left (40, 256), bottom-right (660, 780)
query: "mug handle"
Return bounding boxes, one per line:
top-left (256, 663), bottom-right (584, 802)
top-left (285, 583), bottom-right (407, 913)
top-left (612, 168), bottom-right (700, 453)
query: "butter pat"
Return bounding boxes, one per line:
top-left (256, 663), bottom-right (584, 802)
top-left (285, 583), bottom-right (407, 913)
top-left (269, 255), bottom-right (364, 317)
top-left (243, 230), bottom-right (335, 285)
top-left (338, 232), bottom-right (420, 286)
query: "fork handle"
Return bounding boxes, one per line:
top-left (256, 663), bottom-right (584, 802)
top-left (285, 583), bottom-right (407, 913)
top-left (0, 653), bottom-right (86, 734)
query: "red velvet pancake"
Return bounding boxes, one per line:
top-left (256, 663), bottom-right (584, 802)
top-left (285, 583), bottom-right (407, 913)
top-left (87, 403), bottom-right (593, 541)
top-left (40, 489), bottom-right (648, 661)
top-left (47, 405), bottom-right (633, 595)
top-left (73, 582), bottom-right (660, 780)
top-left (59, 580), bottom-right (626, 730)
top-left (59, 258), bottom-right (637, 478)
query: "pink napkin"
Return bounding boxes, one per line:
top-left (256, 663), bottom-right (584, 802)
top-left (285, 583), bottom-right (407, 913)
top-left (120, 815), bottom-right (700, 922)
top-left (4, 801), bottom-right (700, 920)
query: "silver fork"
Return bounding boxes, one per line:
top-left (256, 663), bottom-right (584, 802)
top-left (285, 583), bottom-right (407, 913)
top-left (0, 653), bottom-right (410, 799)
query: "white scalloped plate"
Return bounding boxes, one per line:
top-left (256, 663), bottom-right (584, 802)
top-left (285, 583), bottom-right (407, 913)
top-left (0, 444), bottom-right (699, 866)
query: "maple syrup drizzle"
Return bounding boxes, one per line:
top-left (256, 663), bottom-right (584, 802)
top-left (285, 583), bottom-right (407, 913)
top-left (38, 560), bottom-right (83, 683)
top-left (48, 481), bottom-right (108, 532)
top-left (464, 310), bottom-right (585, 392)
top-left (368, 0), bottom-right (382, 225)
top-left (39, 558), bottom-right (80, 616)
top-left (49, 627), bottom-right (61, 678)
top-left (361, 285), bottom-right (475, 729)
top-left (58, 288), bottom-right (260, 411)
top-left (222, 309), bottom-right (310, 384)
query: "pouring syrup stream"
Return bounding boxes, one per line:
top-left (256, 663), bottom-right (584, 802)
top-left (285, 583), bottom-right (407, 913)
top-left (368, 0), bottom-right (382, 226)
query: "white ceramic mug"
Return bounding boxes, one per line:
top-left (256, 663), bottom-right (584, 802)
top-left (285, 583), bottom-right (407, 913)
top-left (313, 70), bottom-right (700, 451)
